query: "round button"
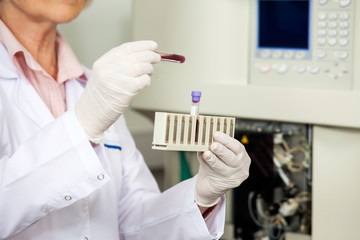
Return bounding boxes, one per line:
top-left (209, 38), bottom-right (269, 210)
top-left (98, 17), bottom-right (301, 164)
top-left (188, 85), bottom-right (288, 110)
top-left (339, 0), bottom-right (352, 8)
top-left (340, 13), bottom-right (350, 21)
top-left (65, 195), bottom-right (72, 201)
top-left (339, 22), bottom-right (349, 29)
top-left (295, 65), bottom-right (306, 74)
top-left (328, 38), bottom-right (337, 46)
top-left (326, 63), bottom-right (348, 79)
top-left (284, 51), bottom-right (294, 59)
top-left (328, 30), bottom-right (337, 37)
top-left (329, 13), bottom-right (338, 20)
top-left (318, 29), bottom-right (326, 37)
top-left (309, 66), bottom-right (320, 74)
top-left (336, 51), bottom-right (348, 60)
top-left (97, 173), bottom-right (105, 180)
top-left (272, 50), bottom-right (282, 59)
top-left (318, 21), bottom-right (327, 29)
top-left (315, 51), bottom-right (327, 59)
top-left (318, 12), bottom-right (327, 20)
top-left (339, 30), bottom-right (349, 38)
top-left (82, 237), bottom-right (89, 240)
top-left (328, 22), bottom-right (337, 29)
top-left (261, 50), bottom-right (271, 58)
top-left (259, 63), bottom-right (271, 74)
top-left (295, 51), bottom-right (306, 59)
top-left (318, 0), bottom-right (328, 5)
top-left (275, 64), bottom-right (288, 74)
top-left (339, 39), bottom-right (349, 47)
top-left (318, 38), bottom-right (326, 46)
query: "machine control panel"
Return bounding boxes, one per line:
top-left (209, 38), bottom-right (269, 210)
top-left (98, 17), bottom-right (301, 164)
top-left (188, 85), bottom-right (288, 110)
top-left (250, 0), bottom-right (355, 90)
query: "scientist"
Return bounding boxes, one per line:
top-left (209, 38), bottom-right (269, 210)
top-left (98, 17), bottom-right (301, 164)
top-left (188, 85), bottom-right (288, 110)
top-left (0, 0), bottom-right (250, 239)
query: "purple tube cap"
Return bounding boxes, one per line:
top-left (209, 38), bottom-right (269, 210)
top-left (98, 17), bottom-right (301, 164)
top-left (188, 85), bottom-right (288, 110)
top-left (191, 91), bottom-right (202, 103)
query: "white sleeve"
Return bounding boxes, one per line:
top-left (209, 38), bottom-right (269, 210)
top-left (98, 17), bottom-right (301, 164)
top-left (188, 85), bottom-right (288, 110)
top-left (119, 174), bottom-right (226, 240)
top-left (111, 121), bottom-right (226, 240)
top-left (0, 110), bottom-right (109, 239)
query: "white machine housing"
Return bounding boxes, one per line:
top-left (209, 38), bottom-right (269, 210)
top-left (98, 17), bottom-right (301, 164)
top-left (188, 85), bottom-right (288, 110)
top-left (131, 0), bottom-right (360, 129)
top-left (131, 1), bottom-right (360, 240)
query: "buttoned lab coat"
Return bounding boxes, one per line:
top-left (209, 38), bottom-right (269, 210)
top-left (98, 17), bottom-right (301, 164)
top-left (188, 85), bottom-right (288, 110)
top-left (0, 43), bottom-right (226, 240)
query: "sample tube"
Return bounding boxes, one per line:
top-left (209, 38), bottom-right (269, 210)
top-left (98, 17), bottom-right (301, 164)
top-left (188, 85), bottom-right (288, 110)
top-left (190, 91), bottom-right (201, 142)
top-left (155, 51), bottom-right (186, 63)
top-left (190, 91), bottom-right (201, 116)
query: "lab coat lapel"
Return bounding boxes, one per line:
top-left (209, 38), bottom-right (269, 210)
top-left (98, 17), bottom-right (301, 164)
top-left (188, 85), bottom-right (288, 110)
top-left (0, 43), bottom-right (54, 128)
top-left (15, 76), bottom-right (87, 128)
top-left (0, 40), bottom-right (87, 128)
top-left (15, 74), bottom-right (54, 128)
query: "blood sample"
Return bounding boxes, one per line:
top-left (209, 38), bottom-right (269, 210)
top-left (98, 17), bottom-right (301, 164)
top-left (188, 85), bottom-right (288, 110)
top-left (190, 91), bottom-right (201, 143)
top-left (155, 51), bottom-right (185, 63)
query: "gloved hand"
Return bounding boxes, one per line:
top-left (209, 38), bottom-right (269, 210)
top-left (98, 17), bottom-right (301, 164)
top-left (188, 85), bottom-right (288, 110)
top-left (195, 132), bottom-right (251, 207)
top-left (75, 40), bottom-right (161, 143)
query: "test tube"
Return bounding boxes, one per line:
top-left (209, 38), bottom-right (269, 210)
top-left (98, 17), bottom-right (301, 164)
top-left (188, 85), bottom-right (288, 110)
top-left (190, 91), bottom-right (201, 142)
top-left (190, 91), bottom-right (201, 116)
top-left (155, 51), bottom-right (186, 63)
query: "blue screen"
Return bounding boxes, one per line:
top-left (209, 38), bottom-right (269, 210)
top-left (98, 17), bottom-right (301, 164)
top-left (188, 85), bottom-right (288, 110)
top-left (258, 0), bottom-right (310, 49)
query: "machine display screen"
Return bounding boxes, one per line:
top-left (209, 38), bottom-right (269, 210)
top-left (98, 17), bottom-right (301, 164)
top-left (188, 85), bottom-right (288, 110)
top-left (258, 0), bottom-right (310, 49)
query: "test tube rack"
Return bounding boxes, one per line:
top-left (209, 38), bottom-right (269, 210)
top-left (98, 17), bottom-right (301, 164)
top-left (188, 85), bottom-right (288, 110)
top-left (152, 112), bottom-right (236, 151)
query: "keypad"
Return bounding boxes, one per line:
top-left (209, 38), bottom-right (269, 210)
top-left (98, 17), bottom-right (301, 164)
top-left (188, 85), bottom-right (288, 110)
top-left (317, 11), bottom-right (350, 48)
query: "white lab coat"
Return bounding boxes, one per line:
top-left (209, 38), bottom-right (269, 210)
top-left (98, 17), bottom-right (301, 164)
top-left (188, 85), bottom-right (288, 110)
top-left (0, 43), bottom-right (226, 240)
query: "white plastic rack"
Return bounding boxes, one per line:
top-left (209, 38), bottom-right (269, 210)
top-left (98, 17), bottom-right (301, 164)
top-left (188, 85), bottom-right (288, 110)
top-left (152, 112), bottom-right (236, 151)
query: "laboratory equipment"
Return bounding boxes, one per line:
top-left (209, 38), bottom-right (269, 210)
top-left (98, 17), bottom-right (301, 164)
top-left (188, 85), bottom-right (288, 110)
top-left (131, 0), bottom-right (360, 128)
top-left (152, 91), bottom-right (235, 151)
top-left (152, 112), bottom-right (235, 151)
top-left (132, 0), bottom-right (360, 239)
top-left (232, 119), bottom-right (311, 240)
top-left (250, 0), bottom-right (355, 90)
top-left (191, 91), bottom-right (201, 141)
top-left (155, 51), bottom-right (185, 63)
top-left (190, 91), bottom-right (201, 115)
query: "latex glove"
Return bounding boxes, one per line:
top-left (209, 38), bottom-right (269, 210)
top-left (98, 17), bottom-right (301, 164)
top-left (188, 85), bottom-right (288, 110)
top-left (195, 132), bottom-right (251, 207)
top-left (75, 40), bottom-right (161, 143)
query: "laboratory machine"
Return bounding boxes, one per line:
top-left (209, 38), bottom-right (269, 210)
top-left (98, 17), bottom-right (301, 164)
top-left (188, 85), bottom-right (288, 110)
top-left (131, 0), bottom-right (360, 239)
